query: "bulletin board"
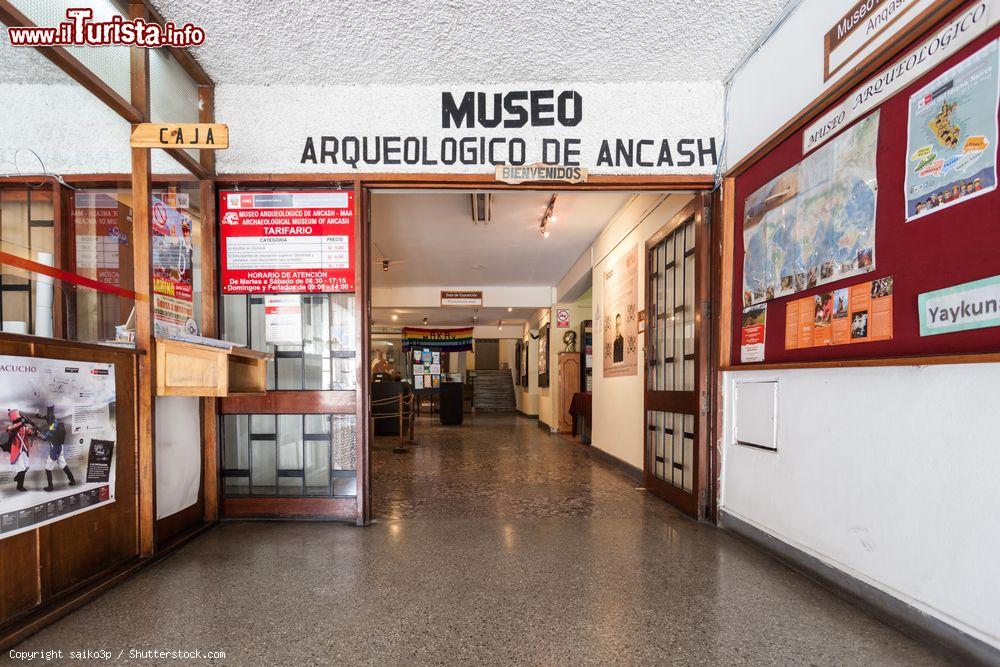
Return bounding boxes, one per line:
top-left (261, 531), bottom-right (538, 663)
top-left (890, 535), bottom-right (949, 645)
top-left (729, 23), bottom-right (1000, 367)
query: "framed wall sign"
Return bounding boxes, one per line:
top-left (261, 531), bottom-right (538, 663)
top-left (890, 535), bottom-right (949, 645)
top-left (219, 190), bottom-right (355, 294)
top-left (537, 323), bottom-right (550, 388)
top-left (440, 290), bottom-right (483, 307)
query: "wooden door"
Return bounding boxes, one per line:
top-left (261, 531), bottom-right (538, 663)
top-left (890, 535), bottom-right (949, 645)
top-left (474, 338), bottom-right (499, 370)
top-left (557, 352), bottom-right (580, 433)
top-left (643, 196), bottom-right (711, 519)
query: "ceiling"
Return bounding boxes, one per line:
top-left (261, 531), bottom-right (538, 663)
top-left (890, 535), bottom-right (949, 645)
top-left (372, 190), bottom-right (632, 287)
top-left (372, 306), bottom-right (535, 328)
top-left (148, 0), bottom-right (789, 86)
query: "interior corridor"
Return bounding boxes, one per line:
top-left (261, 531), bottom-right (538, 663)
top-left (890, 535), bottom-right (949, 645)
top-left (15, 415), bottom-right (950, 665)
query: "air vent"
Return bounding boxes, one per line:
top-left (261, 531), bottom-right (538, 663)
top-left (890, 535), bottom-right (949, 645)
top-left (471, 193), bottom-right (492, 224)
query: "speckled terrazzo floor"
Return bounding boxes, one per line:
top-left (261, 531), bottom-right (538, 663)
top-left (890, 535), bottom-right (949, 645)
top-left (13, 414), bottom-right (950, 666)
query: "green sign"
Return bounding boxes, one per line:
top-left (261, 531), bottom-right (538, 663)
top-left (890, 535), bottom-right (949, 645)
top-left (918, 274), bottom-right (1000, 336)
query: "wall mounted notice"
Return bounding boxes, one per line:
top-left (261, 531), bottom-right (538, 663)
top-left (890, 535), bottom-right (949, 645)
top-left (823, 0), bottom-right (928, 82)
top-left (905, 39), bottom-right (999, 222)
top-left (264, 294), bottom-right (303, 344)
top-left (744, 112), bottom-right (879, 306)
top-left (740, 303), bottom-right (767, 363)
top-left (785, 276), bottom-right (893, 349)
top-left (440, 290), bottom-right (482, 307)
top-left (919, 274), bottom-right (1000, 336)
top-left (0, 355), bottom-right (117, 541)
top-left (602, 244), bottom-right (638, 378)
top-left (152, 194), bottom-right (196, 336)
top-left (219, 190), bottom-right (355, 294)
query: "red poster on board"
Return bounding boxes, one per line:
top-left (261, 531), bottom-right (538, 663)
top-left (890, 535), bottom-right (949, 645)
top-left (218, 190), bottom-right (355, 294)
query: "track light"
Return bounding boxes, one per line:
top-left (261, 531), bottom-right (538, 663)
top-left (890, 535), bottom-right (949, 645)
top-left (423, 317), bottom-right (428, 325)
top-left (382, 259), bottom-right (390, 272)
top-left (507, 307), bottom-right (513, 312)
top-left (539, 193), bottom-right (557, 239)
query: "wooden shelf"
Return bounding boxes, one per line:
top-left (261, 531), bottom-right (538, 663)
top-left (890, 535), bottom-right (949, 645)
top-left (155, 338), bottom-right (271, 397)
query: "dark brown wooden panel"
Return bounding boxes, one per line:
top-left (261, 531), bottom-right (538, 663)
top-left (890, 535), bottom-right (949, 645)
top-left (156, 501), bottom-right (204, 547)
top-left (220, 390), bottom-right (357, 415)
top-left (222, 496), bottom-right (357, 520)
top-left (0, 532), bottom-right (39, 622)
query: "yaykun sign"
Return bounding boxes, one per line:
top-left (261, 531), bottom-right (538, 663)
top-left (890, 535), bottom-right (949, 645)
top-left (219, 190), bottom-right (355, 294)
top-left (216, 81), bottom-right (723, 175)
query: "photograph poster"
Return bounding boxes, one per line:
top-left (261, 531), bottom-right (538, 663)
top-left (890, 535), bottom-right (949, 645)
top-left (603, 244), bottom-right (639, 378)
top-left (906, 39), bottom-right (999, 221)
top-left (1, 355), bottom-right (117, 541)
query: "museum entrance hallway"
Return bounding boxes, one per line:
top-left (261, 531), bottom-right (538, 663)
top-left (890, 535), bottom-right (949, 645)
top-left (14, 413), bottom-right (949, 665)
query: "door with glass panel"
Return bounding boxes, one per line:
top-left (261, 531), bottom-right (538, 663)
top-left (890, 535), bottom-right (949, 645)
top-left (219, 292), bottom-right (358, 512)
top-left (644, 197), bottom-right (710, 518)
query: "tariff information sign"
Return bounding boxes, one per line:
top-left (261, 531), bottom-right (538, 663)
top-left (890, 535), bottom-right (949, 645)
top-left (219, 190), bottom-right (355, 293)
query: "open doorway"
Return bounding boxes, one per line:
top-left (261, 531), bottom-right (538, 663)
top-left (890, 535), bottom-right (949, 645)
top-left (365, 187), bottom-right (712, 520)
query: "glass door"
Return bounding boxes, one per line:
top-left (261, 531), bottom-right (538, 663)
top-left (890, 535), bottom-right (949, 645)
top-left (219, 292), bottom-right (358, 499)
top-left (644, 196), bottom-right (710, 518)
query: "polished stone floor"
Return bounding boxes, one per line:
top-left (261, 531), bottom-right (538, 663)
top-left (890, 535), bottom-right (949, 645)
top-left (14, 414), bottom-right (949, 665)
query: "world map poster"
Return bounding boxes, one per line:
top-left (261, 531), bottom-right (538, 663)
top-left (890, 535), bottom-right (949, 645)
top-left (742, 112), bottom-right (880, 306)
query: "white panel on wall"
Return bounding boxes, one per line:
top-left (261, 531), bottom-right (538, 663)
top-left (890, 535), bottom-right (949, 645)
top-left (154, 396), bottom-right (201, 519)
top-left (734, 380), bottom-right (777, 450)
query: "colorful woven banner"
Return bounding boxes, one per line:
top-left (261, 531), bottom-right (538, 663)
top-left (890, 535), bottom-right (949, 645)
top-left (402, 326), bottom-right (474, 351)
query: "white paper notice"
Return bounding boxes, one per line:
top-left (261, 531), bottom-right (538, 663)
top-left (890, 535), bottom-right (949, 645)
top-left (264, 295), bottom-right (303, 344)
top-left (73, 404), bottom-right (110, 433)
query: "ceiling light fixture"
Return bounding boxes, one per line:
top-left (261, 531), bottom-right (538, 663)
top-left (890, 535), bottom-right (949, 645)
top-left (539, 193), bottom-right (557, 239)
top-left (391, 314), bottom-right (398, 321)
top-left (507, 307), bottom-right (513, 312)
top-left (423, 317), bottom-right (428, 325)
top-left (382, 259), bottom-right (390, 272)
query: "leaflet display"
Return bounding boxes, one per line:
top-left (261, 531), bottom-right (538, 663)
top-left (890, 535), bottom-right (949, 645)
top-left (219, 190), bottom-right (355, 294)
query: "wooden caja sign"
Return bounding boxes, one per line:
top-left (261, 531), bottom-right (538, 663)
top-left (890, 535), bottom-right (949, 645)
top-left (496, 163), bottom-right (588, 184)
top-left (130, 123), bottom-right (229, 149)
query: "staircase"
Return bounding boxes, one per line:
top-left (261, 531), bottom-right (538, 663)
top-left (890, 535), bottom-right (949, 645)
top-left (473, 370), bottom-right (517, 412)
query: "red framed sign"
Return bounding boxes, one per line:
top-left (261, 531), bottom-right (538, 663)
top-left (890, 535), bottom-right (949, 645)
top-left (219, 190), bottom-right (355, 294)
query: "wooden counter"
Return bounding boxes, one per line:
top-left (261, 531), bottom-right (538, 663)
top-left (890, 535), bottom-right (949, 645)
top-left (155, 338), bottom-right (270, 397)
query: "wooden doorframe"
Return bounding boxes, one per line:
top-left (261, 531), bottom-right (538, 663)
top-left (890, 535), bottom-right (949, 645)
top-left (642, 195), bottom-right (714, 520)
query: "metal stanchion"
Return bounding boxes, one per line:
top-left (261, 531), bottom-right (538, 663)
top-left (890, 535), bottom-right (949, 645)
top-left (393, 393), bottom-right (407, 453)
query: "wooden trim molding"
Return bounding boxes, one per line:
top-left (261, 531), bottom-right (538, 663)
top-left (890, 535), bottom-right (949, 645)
top-left (219, 390), bottom-right (358, 414)
top-left (722, 351), bottom-right (1000, 372)
top-left (221, 496), bottom-right (358, 520)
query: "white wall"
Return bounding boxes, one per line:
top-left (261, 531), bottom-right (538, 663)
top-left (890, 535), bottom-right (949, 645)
top-left (721, 364), bottom-right (1000, 649)
top-left (723, 0), bottom-right (1000, 651)
top-left (589, 193), bottom-right (693, 469)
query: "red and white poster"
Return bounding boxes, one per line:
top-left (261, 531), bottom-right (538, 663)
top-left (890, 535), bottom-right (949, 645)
top-left (219, 190), bottom-right (355, 294)
top-left (152, 194), bottom-right (196, 337)
top-left (740, 303), bottom-right (767, 363)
